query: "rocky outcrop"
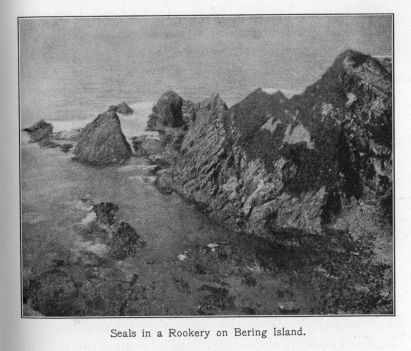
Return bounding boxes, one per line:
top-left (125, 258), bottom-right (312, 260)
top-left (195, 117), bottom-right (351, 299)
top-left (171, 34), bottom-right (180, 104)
top-left (73, 111), bottom-right (132, 164)
top-left (88, 201), bottom-right (147, 259)
top-left (23, 120), bottom-right (75, 153)
top-left (23, 119), bottom-right (53, 142)
top-left (156, 50), bottom-right (392, 244)
top-left (108, 102), bottom-right (134, 115)
top-left (147, 91), bottom-right (185, 130)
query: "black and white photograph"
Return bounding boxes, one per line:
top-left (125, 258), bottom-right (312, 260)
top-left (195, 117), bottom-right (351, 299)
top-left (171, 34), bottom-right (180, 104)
top-left (19, 15), bottom-right (393, 317)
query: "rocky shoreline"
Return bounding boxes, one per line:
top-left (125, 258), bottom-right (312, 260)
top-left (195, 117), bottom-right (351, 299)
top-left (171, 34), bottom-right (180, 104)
top-left (22, 50), bottom-right (393, 315)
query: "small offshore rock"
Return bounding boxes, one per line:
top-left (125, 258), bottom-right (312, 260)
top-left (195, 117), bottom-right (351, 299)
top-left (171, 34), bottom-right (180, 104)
top-left (147, 91), bottom-right (185, 130)
top-left (23, 119), bottom-right (53, 142)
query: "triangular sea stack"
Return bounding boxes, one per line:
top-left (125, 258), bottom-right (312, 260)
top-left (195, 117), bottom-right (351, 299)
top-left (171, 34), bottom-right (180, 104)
top-left (74, 111), bottom-right (131, 164)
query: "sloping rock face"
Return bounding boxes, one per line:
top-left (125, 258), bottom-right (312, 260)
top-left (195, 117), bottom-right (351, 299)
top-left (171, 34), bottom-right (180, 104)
top-left (158, 50), bottom-right (392, 243)
top-left (74, 111), bottom-right (132, 164)
top-left (23, 119), bottom-right (53, 142)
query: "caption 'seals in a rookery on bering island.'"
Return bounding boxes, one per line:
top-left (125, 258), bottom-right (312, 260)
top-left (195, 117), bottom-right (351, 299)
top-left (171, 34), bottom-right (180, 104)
top-left (110, 327), bottom-right (306, 339)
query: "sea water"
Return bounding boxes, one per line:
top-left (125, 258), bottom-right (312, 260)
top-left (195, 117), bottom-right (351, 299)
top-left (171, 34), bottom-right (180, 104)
top-left (19, 18), bottom-right (318, 315)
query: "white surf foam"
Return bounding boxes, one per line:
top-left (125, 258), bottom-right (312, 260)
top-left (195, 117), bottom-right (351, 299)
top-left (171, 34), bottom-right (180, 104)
top-left (119, 101), bottom-right (153, 138)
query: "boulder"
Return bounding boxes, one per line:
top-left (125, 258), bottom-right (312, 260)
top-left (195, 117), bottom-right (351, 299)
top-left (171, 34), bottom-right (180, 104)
top-left (157, 91), bottom-right (184, 127)
top-left (148, 91), bottom-right (184, 129)
top-left (23, 119), bottom-right (53, 142)
top-left (73, 111), bottom-right (132, 164)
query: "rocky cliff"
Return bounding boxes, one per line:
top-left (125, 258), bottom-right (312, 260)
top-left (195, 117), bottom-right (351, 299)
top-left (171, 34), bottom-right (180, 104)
top-left (156, 50), bottom-right (392, 246)
top-left (74, 111), bottom-right (132, 164)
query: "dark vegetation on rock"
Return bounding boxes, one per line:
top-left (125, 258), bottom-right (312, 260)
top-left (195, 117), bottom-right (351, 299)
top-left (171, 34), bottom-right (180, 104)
top-left (74, 111), bottom-right (132, 164)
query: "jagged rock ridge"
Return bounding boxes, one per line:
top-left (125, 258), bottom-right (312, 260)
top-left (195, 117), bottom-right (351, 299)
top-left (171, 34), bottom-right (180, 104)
top-left (156, 50), bottom-right (392, 244)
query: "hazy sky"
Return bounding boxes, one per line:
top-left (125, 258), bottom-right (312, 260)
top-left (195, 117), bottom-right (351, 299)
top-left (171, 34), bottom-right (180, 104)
top-left (19, 15), bottom-right (392, 65)
top-left (19, 15), bottom-right (393, 118)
